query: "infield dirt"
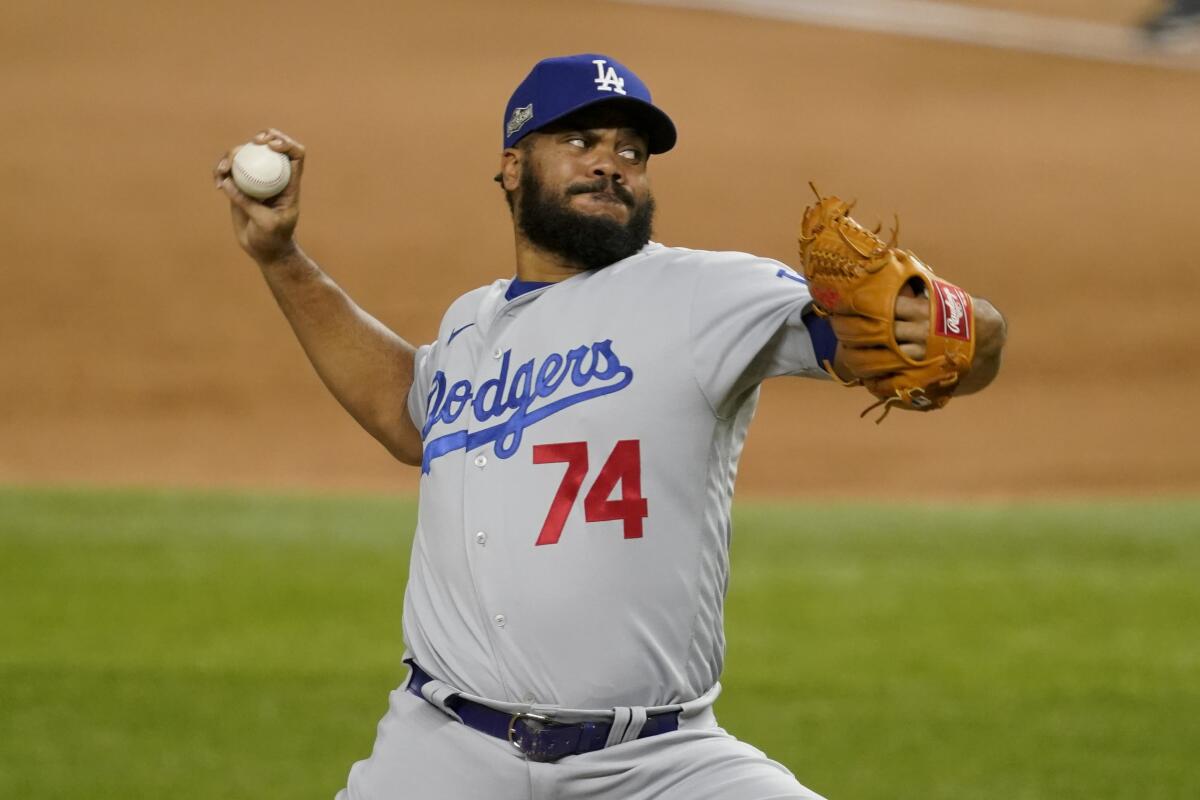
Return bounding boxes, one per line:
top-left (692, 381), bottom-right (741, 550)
top-left (2, 0), bottom-right (1197, 499)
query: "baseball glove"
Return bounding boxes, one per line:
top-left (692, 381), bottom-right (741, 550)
top-left (798, 185), bottom-right (974, 421)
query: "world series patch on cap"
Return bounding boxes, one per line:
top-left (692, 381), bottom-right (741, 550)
top-left (502, 53), bottom-right (677, 154)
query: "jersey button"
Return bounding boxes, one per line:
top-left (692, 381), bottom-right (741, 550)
top-left (492, 348), bottom-right (502, 360)
top-left (474, 531), bottom-right (487, 546)
top-left (493, 614), bottom-right (506, 628)
top-left (474, 454), bottom-right (487, 468)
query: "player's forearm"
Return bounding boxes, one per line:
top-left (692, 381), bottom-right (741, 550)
top-left (957, 298), bottom-right (1006, 395)
top-left (257, 244), bottom-right (423, 465)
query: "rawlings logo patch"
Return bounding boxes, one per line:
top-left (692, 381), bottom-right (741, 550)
top-left (932, 279), bottom-right (971, 341)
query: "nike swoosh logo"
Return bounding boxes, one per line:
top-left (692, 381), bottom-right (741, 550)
top-left (447, 323), bottom-right (475, 345)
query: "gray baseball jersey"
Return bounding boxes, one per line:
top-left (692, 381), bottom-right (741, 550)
top-left (402, 242), bottom-right (826, 713)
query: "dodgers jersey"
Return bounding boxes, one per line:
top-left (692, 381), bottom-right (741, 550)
top-left (402, 242), bottom-right (827, 712)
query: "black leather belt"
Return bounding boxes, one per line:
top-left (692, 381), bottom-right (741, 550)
top-left (406, 662), bottom-right (680, 762)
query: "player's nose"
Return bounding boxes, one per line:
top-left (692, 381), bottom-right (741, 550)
top-left (589, 152), bottom-right (625, 184)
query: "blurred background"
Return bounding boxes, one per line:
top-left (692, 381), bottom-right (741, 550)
top-left (3, 1), bottom-right (1199, 798)
top-left (3, 0), bottom-right (1199, 499)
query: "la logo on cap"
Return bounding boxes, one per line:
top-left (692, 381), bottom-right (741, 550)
top-left (592, 59), bottom-right (626, 95)
top-left (501, 53), bottom-right (677, 153)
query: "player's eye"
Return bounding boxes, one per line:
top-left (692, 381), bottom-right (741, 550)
top-left (566, 137), bottom-right (587, 148)
top-left (619, 147), bottom-right (643, 163)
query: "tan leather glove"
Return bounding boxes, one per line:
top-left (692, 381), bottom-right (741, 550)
top-left (798, 186), bottom-right (974, 421)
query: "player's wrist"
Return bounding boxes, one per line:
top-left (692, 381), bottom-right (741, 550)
top-left (254, 239), bottom-right (302, 270)
top-left (972, 299), bottom-right (1007, 359)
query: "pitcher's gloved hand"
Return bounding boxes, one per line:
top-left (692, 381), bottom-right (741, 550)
top-left (798, 185), bottom-right (975, 421)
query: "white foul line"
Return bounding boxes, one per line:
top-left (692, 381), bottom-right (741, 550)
top-left (614, 0), bottom-right (1200, 71)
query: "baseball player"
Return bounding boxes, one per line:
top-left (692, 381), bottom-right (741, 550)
top-left (214, 54), bottom-right (1006, 799)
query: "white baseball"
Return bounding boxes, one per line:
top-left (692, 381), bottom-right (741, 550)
top-left (231, 143), bottom-right (292, 200)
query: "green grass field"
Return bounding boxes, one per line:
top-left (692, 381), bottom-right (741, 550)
top-left (2, 487), bottom-right (1197, 799)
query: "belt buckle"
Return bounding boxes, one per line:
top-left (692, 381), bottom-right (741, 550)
top-left (507, 712), bottom-right (556, 761)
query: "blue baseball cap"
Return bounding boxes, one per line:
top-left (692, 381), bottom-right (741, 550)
top-left (502, 53), bottom-right (677, 154)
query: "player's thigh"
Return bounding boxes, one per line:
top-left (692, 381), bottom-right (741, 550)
top-left (335, 687), bottom-right (531, 800)
top-left (541, 727), bottom-right (825, 800)
top-left (655, 729), bottom-right (826, 800)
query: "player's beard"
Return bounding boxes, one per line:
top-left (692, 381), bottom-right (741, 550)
top-left (517, 167), bottom-right (655, 271)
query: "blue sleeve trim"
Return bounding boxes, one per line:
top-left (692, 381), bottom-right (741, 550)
top-left (802, 310), bottom-right (838, 367)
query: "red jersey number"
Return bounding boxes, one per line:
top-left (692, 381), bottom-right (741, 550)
top-left (532, 440), bottom-right (649, 546)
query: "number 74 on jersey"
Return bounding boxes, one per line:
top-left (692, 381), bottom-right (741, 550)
top-left (532, 440), bottom-right (648, 546)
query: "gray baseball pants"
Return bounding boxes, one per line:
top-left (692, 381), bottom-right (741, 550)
top-left (335, 683), bottom-right (826, 800)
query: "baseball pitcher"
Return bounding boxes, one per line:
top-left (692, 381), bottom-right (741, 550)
top-left (214, 54), bottom-right (1007, 799)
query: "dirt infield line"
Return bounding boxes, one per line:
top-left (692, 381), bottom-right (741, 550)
top-left (616, 0), bottom-right (1200, 70)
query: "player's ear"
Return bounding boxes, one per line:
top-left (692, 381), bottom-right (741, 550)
top-left (499, 148), bottom-right (522, 192)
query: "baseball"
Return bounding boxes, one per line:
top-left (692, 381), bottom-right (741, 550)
top-left (231, 143), bottom-right (291, 200)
